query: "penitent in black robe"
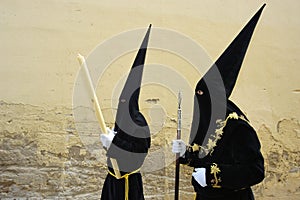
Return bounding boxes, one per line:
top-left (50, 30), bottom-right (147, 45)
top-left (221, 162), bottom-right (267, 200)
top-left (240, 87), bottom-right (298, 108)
top-left (181, 104), bottom-right (264, 200)
top-left (101, 25), bottom-right (151, 200)
top-left (181, 4), bottom-right (266, 199)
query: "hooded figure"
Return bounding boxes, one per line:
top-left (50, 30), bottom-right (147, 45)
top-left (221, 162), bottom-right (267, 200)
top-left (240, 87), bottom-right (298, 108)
top-left (101, 25), bottom-right (151, 200)
top-left (172, 5), bottom-right (265, 200)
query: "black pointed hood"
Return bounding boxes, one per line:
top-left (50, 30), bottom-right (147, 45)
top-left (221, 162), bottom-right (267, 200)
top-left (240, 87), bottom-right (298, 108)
top-left (205, 4), bottom-right (265, 98)
top-left (114, 24), bottom-right (151, 137)
top-left (189, 5), bottom-right (265, 146)
top-left (106, 25), bottom-right (152, 173)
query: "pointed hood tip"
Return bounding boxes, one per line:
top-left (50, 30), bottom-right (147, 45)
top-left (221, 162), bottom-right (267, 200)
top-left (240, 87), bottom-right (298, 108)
top-left (253, 3), bottom-right (266, 19)
top-left (258, 3), bottom-right (266, 13)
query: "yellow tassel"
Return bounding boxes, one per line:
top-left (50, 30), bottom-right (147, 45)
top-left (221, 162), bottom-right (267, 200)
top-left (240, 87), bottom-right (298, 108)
top-left (108, 168), bottom-right (140, 200)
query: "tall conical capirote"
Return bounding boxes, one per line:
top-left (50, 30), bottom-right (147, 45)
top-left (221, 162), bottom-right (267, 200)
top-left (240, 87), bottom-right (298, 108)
top-left (114, 24), bottom-right (152, 135)
top-left (189, 5), bottom-right (266, 148)
top-left (201, 4), bottom-right (266, 98)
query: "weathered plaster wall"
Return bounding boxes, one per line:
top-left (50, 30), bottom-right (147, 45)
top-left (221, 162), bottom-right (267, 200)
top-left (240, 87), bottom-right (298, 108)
top-left (0, 101), bottom-right (299, 199)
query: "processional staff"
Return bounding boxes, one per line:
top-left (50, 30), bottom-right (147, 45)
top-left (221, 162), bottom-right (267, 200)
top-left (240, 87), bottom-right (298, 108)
top-left (175, 91), bottom-right (182, 200)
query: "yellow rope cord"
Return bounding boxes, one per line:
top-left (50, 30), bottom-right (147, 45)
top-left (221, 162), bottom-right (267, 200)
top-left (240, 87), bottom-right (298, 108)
top-left (108, 168), bottom-right (140, 200)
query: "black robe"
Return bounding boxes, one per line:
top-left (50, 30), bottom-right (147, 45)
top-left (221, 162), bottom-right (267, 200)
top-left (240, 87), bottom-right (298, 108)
top-left (101, 122), bottom-right (150, 200)
top-left (182, 5), bottom-right (266, 199)
top-left (181, 112), bottom-right (264, 200)
top-left (100, 25), bottom-right (151, 200)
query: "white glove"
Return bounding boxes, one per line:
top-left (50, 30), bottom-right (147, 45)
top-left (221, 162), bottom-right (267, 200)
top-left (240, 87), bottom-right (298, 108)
top-left (100, 127), bottom-right (116, 149)
top-left (172, 139), bottom-right (186, 157)
top-left (192, 168), bottom-right (207, 187)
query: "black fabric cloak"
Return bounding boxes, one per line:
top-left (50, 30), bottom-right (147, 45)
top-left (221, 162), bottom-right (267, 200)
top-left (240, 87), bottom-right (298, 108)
top-left (180, 4), bottom-right (266, 200)
top-left (182, 101), bottom-right (265, 200)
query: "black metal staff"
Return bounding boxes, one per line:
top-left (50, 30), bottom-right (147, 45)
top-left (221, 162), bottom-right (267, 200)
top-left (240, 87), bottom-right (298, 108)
top-left (175, 91), bottom-right (182, 200)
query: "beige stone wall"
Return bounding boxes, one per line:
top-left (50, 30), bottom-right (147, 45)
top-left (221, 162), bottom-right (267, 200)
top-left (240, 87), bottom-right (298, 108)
top-left (0, 0), bottom-right (299, 199)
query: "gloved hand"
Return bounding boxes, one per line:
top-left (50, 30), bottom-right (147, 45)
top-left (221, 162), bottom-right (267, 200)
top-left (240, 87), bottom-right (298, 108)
top-left (192, 168), bottom-right (207, 187)
top-left (172, 139), bottom-right (186, 157)
top-left (100, 127), bottom-right (116, 149)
